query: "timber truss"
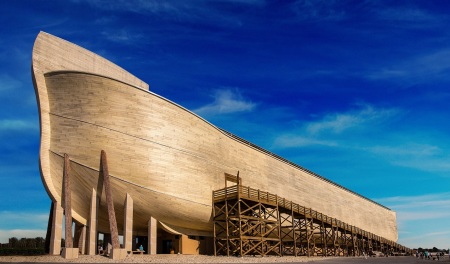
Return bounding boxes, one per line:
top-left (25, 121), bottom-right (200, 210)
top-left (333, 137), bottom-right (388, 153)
top-left (213, 184), bottom-right (412, 257)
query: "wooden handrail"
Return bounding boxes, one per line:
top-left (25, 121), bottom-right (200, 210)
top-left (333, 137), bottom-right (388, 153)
top-left (212, 184), bottom-right (405, 251)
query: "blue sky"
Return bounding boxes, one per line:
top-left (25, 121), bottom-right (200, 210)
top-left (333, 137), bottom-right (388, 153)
top-left (1, 0), bottom-right (450, 250)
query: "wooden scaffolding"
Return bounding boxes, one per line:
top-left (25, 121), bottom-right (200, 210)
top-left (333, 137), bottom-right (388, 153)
top-left (213, 183), bottom-right (411, 257)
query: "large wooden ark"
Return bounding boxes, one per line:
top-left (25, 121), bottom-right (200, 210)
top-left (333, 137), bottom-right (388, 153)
top-left (32, 32), bottom-right (401, 257)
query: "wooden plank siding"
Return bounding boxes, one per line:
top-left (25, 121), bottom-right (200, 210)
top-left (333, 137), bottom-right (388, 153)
top-left (32, 32), bottom-right (398, 241)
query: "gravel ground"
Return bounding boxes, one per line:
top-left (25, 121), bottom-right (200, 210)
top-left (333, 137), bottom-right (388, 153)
top-left (0, 255), bottom-right (449, 264)
top-left (0, 254), bottom-right (328, 263)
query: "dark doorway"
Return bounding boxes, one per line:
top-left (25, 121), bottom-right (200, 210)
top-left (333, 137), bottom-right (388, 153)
top-left (162, 239), bottom-right (173, 254)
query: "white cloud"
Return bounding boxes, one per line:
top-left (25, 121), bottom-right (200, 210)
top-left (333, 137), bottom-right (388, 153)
top-left (367, 144), bottom-right (450, 174)
top-left (369, 144), bottom-right (441, 157)
top-left (101, 29), bottom-right (146, 44)
top-left (84, 0), bottom-right (255, 28)
top-left (273, 135), bottom-right (337, 148)
top-left (307, 104), bottom-right (398, 135)
top-left (368, 49), bottom-right (450, 83)
top-left (377, 192), bottom-right (450, 207)
top-left (193, 88), bottom-right (256, 117)
top-left (375, 192), bottom-right (450, 248)
top-left (0, 119), bottom-right (38, 132)
top-left (376, 193), bottom-right (450, 222)
top-left (273, 104), bottom-right (399, 148)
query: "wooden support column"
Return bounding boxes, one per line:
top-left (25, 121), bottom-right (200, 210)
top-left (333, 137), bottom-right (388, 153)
top-left (148, 217), bottom-right (157, 254)
top-left (123, 193), bottom-right (133, 252)
top-left (86, 188), bottom-right (98, 255)
top-left (49, 201), bottom-right (63, 255)
top-left (63, 154), bottom-right (73, 248)
top-left (291, 205), bottom-right (297, 257)
top-left (100, 150), bottom-right (127, 259)
top-left (100, 150), bottom-right (120, 249)
top-left (61, 153), bottom-right (78, 259)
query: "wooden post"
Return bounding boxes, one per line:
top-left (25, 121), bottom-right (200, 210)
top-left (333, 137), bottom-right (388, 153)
top-left (148, 217), bottom-right (157, 254)
top-left (291, 204), bottom-right (297, 257)
top-left (238, 192), bottom-right (242, 257)
top-left (49, 201), bottom-right (63, 255)
top-left (100, 150), bottom-right (120, 249)
top-left (225, 199), bottom-right (230, 257)
top-left (123, 193), bottom-right (133, 252)
top-left (63, 153), bottom-right (73, 248)
top-left (212, 193), bottom-right (217, 257)
top-left (86, 188), bottom-right (98, 255)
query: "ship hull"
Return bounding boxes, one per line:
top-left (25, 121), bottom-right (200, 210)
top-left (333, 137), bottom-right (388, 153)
top-left (32, 32), bottom-right (398, 241)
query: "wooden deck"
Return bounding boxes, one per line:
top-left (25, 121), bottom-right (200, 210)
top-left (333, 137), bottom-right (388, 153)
top-left (213, 185), bottom-right (411, 257)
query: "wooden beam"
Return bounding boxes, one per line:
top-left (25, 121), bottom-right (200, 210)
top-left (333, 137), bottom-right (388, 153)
top-left (123, 193), bottom-right (133, 251)
top-left (148, 217), bottom-right (157, 254)
top-left (100, 150), bottom-right (120, 249)
top-left (49, 201), bottom-right (63, 255)
top-left (86, 188), bottom-right (98, 255)
top-left (63, 153), bottom-right (73, 248)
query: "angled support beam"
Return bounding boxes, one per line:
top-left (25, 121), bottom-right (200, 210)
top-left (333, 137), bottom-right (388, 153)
top-left (100, 150), bottom-right (120, 249)
top-left (100, 150), bottom-right (127, 259)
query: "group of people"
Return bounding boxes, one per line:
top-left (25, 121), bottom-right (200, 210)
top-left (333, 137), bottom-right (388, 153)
top-left (97, 244), bottom-right (144, 255)
top-left (97, 243), bottom-right (112, 256)
top-left (416, 251), bottom-right (445, 260)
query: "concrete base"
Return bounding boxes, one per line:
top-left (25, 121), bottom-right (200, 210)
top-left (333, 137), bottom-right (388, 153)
top-left (110, 248), bottom-right (128, 260)
top-left (62, 247), bottom-right (79, 259)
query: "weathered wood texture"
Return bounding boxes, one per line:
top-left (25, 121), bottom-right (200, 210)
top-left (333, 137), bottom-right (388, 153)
top-left (86, 188), bottom-right (97, 255)
top-left (123, 193), bottom-right (133, 251)
top-left (32, 31), bottom-right (148, 223)
top-left (100, 150), bottom-right (120, 249)
top-left (32, 32), bottom-right (398, 242)
top-left (63, 153), bottom-right (73, 248)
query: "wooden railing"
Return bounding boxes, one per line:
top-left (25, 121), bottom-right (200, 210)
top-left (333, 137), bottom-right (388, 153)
top-left (213, 184), bottom-right (408, 252)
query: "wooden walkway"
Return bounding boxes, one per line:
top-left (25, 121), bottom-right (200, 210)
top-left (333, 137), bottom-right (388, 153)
top-left (213, 184), bottom-right (412, 257)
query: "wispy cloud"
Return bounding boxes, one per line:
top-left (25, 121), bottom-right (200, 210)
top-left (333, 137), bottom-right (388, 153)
top-left (101, 29), bottom-right (146, 44)
top-left (376, 192), bottom-right (450, 221)
top-left (377, 192), bottom-right (450, 207)
top-left (273, 135), bottom-right (337, 148)
top-left (306, 104), bottom-right (398, 134)
top-left (193, 88), bottom-right (256, 117)
top-left (367, 143), bottom-right (450, 174)
top-left (0, 119), bottom-right (38, 132)
top-left (273, 104), bottom-right (400, 148)
top-left (290, 0), bottom-right (346, 22)
top-left (83, 0), bottom-right (257, 28)
top-left (271, 104), bottom-right (450, 176)
top-left (368, 49), bottom-right (450, 83)
top-left (376, 5), bottom-right (445, 25)
top-left (375, 192), bottom-right (450, 248)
